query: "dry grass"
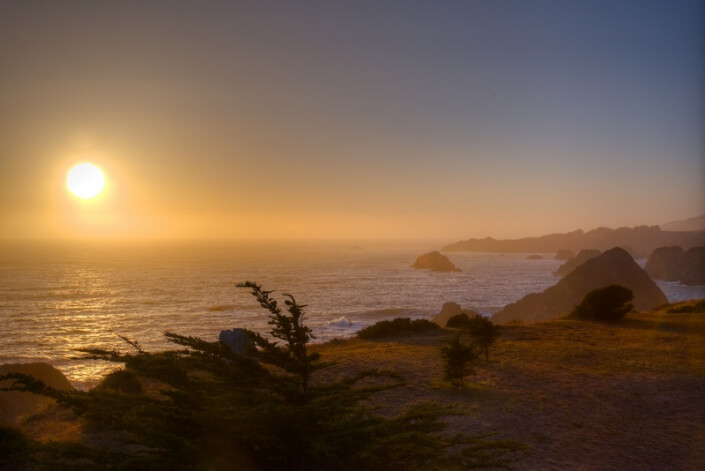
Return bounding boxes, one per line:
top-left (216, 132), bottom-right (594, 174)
top-left (312, 301), bottom-right (705, 470)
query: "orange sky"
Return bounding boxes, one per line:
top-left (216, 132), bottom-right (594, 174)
top-left (1, 2), bottom-right (704, 241)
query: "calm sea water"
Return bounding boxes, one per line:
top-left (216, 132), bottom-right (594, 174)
top-left (1, 240), bottom-right (703, 389)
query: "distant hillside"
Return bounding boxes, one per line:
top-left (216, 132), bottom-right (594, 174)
top-left (660, 214), bottom-right (705, 232)
top-left (443, 225), bottom-right (705, 258)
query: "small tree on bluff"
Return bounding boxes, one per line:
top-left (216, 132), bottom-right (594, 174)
top-left (448, 313), bottom-right (500, 362)
top-left (571, 284), bottom-right (634, 322)
top-left (440, 334), bottom-right (478, 387)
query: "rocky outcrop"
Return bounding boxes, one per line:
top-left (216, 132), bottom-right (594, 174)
top-left (679, 247), bottom-right (705, 285)
top-left (645, 246), bottom-right (705, 285)
top-left (645, 246), bottom-right (685, 281)
top-left (220, 328), bottom-right (253, 355)
top-left (0, 363), bottom-right (73, 425)
top-left (432, 302), bottom-right (480, 327)
top-left (554, 249), bottom-right (601, 277)
top-left (491, 248), bottom-right (667, 324)
top-left (554, 249), bottom-right (575, 260)
top-left (411, 251), bottom-right (460, 272)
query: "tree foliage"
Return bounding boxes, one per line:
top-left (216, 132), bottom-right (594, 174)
top-left (1, 282), bottom-right (522, 470)
top-left (571, 285), bottom-right (634, 322)
top-left (447, 313), bottom-right (500, 362)
top-left (440, 334), bottom-right (478, 387)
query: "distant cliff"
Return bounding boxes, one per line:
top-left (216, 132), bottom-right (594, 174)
top-left (660, 214), bottom-right (705, 232)
top-left (443, 226), bottom-right (705, 258)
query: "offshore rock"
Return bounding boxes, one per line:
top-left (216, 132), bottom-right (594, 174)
top-left (645, 246), bottom-right (685, 281)
top-left (411, 251), bottom-right (461, 272)
top-left (679, 247), bottom-right (705, 285)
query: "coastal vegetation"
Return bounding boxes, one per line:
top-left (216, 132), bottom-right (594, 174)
top-left (1, 284), bottom-right (519, 470)
top-left (2, 284), bottom-right (703, 469)
top-left (570, 285), bottom-right (634, 322)
top-left (440, 334), bottom-right (478, 387)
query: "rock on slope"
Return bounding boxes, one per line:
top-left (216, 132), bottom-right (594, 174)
top-left (0, 363), bottom-right (74, 425)
top-left (411, 251), bottom-right (460, 272)
top-left (492, 247), bottom-right (667, 324)
top-left (432, 302), bottom-right (481, 327)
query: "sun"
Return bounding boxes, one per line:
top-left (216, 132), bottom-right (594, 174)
top-left (66, 163), bottom-right (105, 199)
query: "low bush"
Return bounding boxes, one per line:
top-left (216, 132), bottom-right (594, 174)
top-left (666, 299), bottom-right (705, 313)
top-left (357, 318), bottom-right (440, 339)
top-left (446, 313), bottom-right (473, 329)
top-left (571, 285), bottom-right (634, 322)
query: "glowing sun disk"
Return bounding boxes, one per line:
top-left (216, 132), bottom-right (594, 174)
top-left (67, 163), bottom-right (105, 199)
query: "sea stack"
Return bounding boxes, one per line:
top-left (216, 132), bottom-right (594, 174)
top-left (679, 247), bottom-right (705, 285)
top-left (645, 246), bottom-right (685, 281)
top-left (554, 249), bottom-right (601, 276)
top-left (492, 247), bottom-right (667, 324)
top-left (411, 251), bottom-right (461, 272)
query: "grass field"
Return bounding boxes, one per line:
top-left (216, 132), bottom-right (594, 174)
top-left (312, 300), bottom-right (705, 470)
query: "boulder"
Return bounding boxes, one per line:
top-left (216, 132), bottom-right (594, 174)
top-left (554, 249), bottom-right (601, 276)
top-left (219, 328), bottom-right (252, 355)
top-left (0, 363), bottom-right (73, 425)
top-left (432, 302), bottom-right (480, 327)
top-left (645, 246), bottom-right (684, 281)
top-left (411, 251), bottom-right (461, 272)
top-left (554, 249), bottom-right (575, 260)
top-left (492, 247), bottom-right (668, 324)
top-left (679, 247), bottom-right (705, 285)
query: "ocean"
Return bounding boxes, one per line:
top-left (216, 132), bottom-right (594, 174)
top-left (1, 240), bottom-right (703, 389)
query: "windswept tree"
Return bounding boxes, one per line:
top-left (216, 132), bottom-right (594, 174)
top-left (236, 281), bottom-right (325, 391)
top-left (572, 285), bottom-right (634, 322)
top-left (457, 314), bottom-right (500, 362)
top-left (440, 334), bottom-right (478, 387)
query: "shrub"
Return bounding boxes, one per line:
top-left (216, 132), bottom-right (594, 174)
top-left (448, 313), bottom-right (500, 362)
top-left (95, 369), bottom-right (143, 394)
top-left (571, 285), bottom-right (634, 322)
top-left (666, 299), bottom-right (705, 313)
top-left (446, 313), bottom-right (473, 329)
top-left (440, 334), bottom-right (478, 387)
top-left (357, 317), bottom-right (440, 339)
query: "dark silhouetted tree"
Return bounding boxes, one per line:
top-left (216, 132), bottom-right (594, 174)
top-left (441, 334), bottom-right (478, 387)
top-left (571, 285), bottom-right (634, 322)
top-left (465, 315), bottom-right (500, 362)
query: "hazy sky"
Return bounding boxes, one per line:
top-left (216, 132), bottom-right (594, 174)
top-left (1, 0), bottom-right (703, 240)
